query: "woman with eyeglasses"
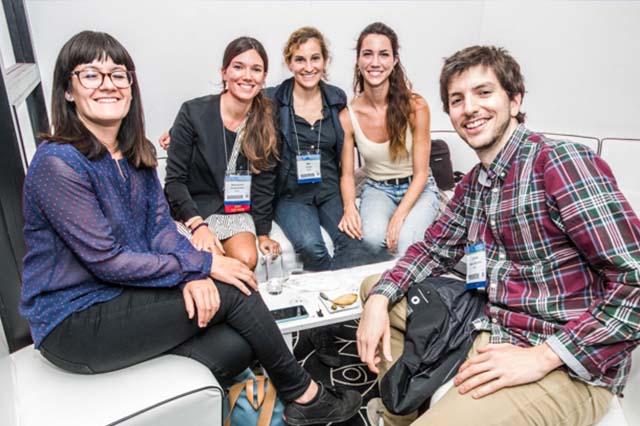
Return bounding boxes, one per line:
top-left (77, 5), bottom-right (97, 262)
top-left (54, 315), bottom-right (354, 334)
top-left (20, 31), bottom-right (361, 426)
top-left (163, 37), bottom-right (281, 271)
top-left (339, 22), bottom-right (440, 256)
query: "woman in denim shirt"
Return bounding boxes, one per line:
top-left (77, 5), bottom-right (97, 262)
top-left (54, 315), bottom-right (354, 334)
top-left (339, 22), bottom-right (440, 256)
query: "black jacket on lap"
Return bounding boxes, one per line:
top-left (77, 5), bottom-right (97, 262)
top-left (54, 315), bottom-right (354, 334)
top-left (381, 277), bottom-right (487, 415)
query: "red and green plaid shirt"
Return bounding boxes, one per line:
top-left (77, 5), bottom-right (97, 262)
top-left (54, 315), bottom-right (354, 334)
top-left (371, 125), bottom-right (640, 394)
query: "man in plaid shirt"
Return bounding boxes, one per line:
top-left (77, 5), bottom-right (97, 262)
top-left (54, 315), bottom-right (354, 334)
top-left (358, 45), bottom-right (640, 426)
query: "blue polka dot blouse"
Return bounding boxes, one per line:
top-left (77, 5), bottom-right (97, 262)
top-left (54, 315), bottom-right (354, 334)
top-left (20, 141), bottom-right (212, 347)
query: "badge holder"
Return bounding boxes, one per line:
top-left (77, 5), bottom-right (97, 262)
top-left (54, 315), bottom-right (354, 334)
top-left (296, 152), bottom-right (322, 184)
top-left (224, 170), bottom-right (251, 213)
top-left (465, 242), bottom-right (487, 290)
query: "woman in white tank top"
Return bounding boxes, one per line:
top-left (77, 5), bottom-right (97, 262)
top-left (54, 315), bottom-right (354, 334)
top-left (338, 22), bottom-right (440, 256)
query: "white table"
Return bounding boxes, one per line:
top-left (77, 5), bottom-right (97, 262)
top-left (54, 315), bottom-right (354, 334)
top-left (259, 260), bottom-right (396, 348)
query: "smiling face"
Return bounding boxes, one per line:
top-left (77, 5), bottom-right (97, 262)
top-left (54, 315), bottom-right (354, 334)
top-left (357, 34), bottom-right (398, 89)
top-left (221, 49), bottom-right (266, 103)
top-left (66, 57), bottom-right (132, 132)
top-left (447, 65), bottom-right (521, 155)
top-left (287, 38), bottom-right (325, 90)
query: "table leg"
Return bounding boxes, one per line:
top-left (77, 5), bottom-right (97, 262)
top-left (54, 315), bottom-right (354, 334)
top-left (283, 332), bottom-right (293, 351)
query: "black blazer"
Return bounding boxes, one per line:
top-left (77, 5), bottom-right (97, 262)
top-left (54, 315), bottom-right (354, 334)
top-left (164, 94), bottom-right (275, 235)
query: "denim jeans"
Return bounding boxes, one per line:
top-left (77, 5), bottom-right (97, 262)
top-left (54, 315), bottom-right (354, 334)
top-left (39, 284), bottom-right (311, 401)
top-left (275, 194), bottom-right (390, 271)
top-left (360, 176), bottom-right (440, 256)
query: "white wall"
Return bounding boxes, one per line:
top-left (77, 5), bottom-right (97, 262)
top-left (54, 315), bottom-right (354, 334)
top-left (25, 0), bottom-right (640, 151)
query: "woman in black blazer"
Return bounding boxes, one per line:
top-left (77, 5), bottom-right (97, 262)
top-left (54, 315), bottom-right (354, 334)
top-left (164, 37), bottom-right (281, 270)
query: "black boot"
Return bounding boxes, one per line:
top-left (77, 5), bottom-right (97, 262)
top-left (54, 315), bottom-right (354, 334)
top-left (309, 328), bottom-right (341, 368)
top-left (283, 382), bottom-right (362, 425)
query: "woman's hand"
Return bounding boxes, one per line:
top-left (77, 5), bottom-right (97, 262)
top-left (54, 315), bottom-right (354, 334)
top-left (258, 235), bottom-right (281, 257)
top-left (158, 131), bottom-right (171, 150)
top-left (211, 254), bottom-right (258, 296)
top-left (338, 204), bottom-right (363, 239)
top-left (191, 225), bottom-right (225, 255)
top-left (385, 210), bottom-right (408, 254)
top-left (182, 278), bottom-right (219, 328)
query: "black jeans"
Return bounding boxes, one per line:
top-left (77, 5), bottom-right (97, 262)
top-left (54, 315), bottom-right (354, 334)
top-left (40, 282), bottom-right (311, 402)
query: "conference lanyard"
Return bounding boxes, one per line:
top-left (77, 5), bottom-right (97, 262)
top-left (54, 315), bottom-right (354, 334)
top-left (290, 107), bottom-right (322, 184)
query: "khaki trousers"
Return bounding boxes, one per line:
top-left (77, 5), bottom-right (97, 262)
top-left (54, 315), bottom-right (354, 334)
top-left (360, 275), bottom-right (613, 426)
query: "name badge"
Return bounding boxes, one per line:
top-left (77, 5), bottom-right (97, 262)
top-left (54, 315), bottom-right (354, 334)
top-left (224, 172), bottom-right (251, 213)
top-left (465, 242), bottom-right (487, 290)
top-left (296, 153), bottom-right (322, 183)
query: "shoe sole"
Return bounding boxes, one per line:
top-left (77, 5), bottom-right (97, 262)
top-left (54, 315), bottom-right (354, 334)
top-left (366, 397), bottom-right (384, 426)
top-left (284, 398), bottom-right (362, 426)
top-left (284, 411), bottom-right (360, 426)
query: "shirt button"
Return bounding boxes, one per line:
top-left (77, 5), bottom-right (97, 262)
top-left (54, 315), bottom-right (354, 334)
top-left (499, 253), bottom-right (506, 260)
top-left (500, 172), bottom-right (506, 178)
top-left (490, 219), bottom-right (496, 226)
top-left (490, 282), bottom-right (497, 288)
top-left (491, 317), bottom-right (498, 324)
top-left (492, 187), bottom-right (499, 193)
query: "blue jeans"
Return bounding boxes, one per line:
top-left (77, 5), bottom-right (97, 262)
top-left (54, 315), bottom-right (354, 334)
top-left (360, 176), bottom-right (440, 256)
top-left (275, 194), bottom-right (390, 271)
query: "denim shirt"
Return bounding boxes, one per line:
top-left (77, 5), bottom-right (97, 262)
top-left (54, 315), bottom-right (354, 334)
top-left (267, 78), bottom-right (346, 199)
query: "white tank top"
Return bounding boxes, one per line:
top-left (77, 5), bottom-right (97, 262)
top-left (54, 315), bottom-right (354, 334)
top-left (347, 103), bottom-right (414, 181)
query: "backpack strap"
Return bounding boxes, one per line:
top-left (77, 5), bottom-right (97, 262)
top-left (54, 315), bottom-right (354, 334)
top-left (224, 382), bottom-right (246, 426)
top-left (257, 379), bottom-right (277, 426)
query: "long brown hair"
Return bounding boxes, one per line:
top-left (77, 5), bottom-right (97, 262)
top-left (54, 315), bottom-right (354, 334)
top-left (42, 31), bottom-right (156, 168)
top-left (353, 22), bottom-right (413, 162)
top-left (222, 37), bottom-right (278, 172)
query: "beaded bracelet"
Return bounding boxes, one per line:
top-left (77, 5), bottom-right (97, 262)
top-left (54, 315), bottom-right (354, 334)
top-left (190, 222), bottom-right (208, 234)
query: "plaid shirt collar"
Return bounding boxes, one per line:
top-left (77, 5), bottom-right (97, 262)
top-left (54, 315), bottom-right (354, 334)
top-left (478, 123), bottom-right (528, 187)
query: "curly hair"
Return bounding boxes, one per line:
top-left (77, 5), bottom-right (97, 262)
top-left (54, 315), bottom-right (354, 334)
top-left (283, 26), bottom-right (330, 79)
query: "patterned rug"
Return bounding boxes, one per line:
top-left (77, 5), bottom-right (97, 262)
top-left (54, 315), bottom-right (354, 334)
top-left (292, 320), bottom-right (379, 426)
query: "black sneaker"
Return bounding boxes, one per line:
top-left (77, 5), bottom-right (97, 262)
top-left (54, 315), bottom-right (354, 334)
top-left (284, 382), bottom-right (362, 425)
top-left (309, 328), bottom-right (341, 367)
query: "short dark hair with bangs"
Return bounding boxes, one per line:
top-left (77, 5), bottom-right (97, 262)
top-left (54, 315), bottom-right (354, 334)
top-left (440, 45), bottom-right (526, 123)
top-left (42, 30), bottom-right (156, 168)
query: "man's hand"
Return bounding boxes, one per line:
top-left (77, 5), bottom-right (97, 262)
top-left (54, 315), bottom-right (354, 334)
top-left (182, 278), bottom-right (219, 328)
top-left (454, 342), bottom-right (564, 399)
top-left (210, 254), bottom-right (258, 296)
top-left (356, 294), bottom-right (392, 374)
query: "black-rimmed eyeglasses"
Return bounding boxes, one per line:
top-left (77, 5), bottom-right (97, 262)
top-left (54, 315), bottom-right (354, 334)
top-left (70, 69), bottom-right (135, 89)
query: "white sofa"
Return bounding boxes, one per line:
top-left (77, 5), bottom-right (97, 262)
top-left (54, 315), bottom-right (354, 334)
top-left (0, 315), bottom-right (224, 426)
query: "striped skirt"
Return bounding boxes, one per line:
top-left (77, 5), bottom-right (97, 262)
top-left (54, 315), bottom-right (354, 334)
top-left (176, 213), bottom-right (256, 241)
